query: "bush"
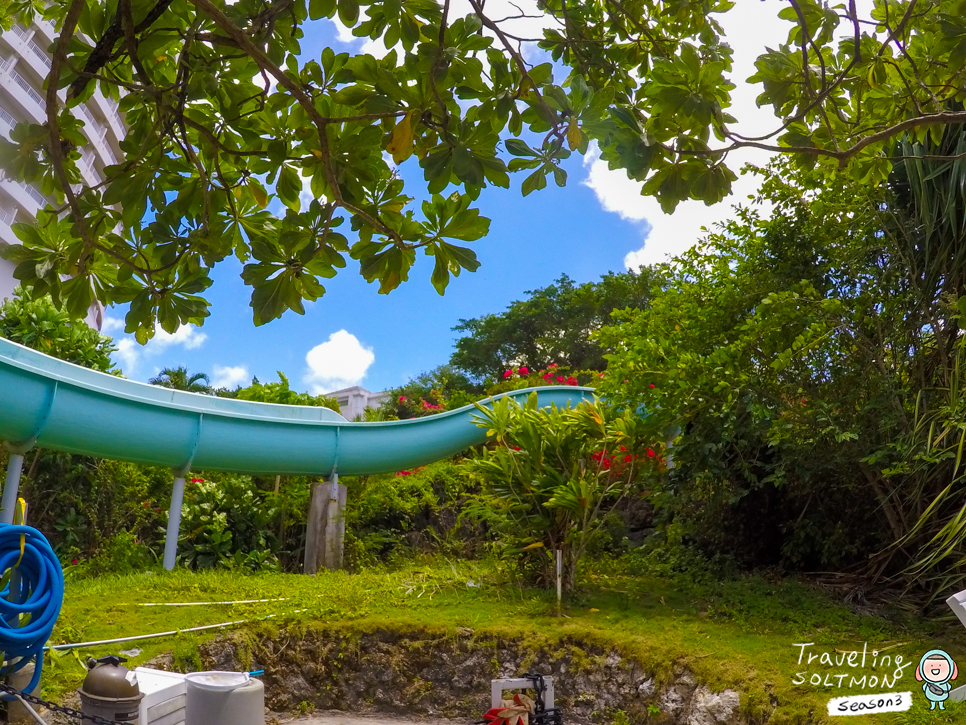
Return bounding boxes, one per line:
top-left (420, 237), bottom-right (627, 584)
top-left (462, 394), bottom-right (663, 590)
top-left (343, 461), bottom-right (478, 567)
top-left (178, 474), bottom-right (282, 570)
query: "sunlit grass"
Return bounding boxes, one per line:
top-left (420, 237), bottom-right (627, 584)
top-left (42, 561), bottom-right (966, 725)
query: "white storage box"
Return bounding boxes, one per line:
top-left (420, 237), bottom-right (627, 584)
top-left (135, 668), bottom-right (187, 725)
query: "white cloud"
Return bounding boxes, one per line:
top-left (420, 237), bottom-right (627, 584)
top-left (106, 321), bottom-right (208, 377)
top-left (304, 330), bottom-right (375, 394)
top-left (102, 315), bottom-right (125, 334)
top-left (114, 338), bottom-right (140, 375)
top-left (211, 364), bottom-right (251, 390)
top-left (152, 325), bottom-right (207, 351)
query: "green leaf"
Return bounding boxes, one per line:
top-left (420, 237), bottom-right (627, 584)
top-left (521, 169), bottom-right (547, 196)
top-left (277, 166), bottom-right (302, 212)
top-left (505, 139), bottom-right (537, 157)
top-left (309, 0), bottom-right (337, 19)
top-left (338, 0), bottom-right (360, 27)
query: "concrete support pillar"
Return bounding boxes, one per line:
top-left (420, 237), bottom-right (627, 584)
top-left (1, 452), bottom-right (25, 525)
top-left (304, 475), bottom-right (346, 574)
top-left (163, 474), bottom-right (187, 570)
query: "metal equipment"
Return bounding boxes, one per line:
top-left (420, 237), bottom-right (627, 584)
top-left (487, 673), bottom-right (563, 725)
top-left (78, 656), bottom-right (144, 724)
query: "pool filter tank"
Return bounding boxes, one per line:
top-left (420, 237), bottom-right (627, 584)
top-left (78, 656), bottom-right (145, 723)
top-left (184, 672), bottom-right (264, 725)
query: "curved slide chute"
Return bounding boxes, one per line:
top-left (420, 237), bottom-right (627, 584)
top-left (0, 337), bottom-right (594, 474)
top-left (0, 337), bottom-right (595, 567)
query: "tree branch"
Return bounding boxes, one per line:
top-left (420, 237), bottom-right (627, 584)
top-left (188, 0), bottom-right (403, 244)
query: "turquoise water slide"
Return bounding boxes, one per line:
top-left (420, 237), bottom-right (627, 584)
top-left (0, 336), bottom-right (594, 566)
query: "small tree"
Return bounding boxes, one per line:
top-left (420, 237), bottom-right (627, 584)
top-left (464, 393), bottom-right (662, 591)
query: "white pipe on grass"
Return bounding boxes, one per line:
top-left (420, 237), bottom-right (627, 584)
top-left (44, 610), bottom-right (307, 651)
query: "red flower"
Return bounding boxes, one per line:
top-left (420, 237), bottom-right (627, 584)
top-left (503, 370), bottom-right (513, 379)
top-left (619, 445), bottom-right (626, 452)
top-left (649, 383), bottom-right (655, 389)
top-left (399, 395), bottom-right (407, 402)
top-left (598, 372), bottom-right (605, 378)
top-left (511, 445), bottom-right (521, 451)
top-left (518, 366), bottom-right (529, 375)
top-left (567, 376), bottom-right (578, 385)
top-left (647, 448), bottom-right (656, 458)
top-left (801, 397), bottom-right (807, 403)
top-left (624, 455), bottom-right (632, 463)
top-left (71, 559), bottom-right (78, 565)
top-left (556, 375), bottom-right (566, 383)
top-left (396, 470), bottom-right (413, 476)
top-left (543, 373), bottom-right (553, 381)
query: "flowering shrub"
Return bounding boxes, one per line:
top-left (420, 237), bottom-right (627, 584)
top-left (376, 366), bottom-right (481, 420)
top-left (463, 394), bottom-right (664, 590)
top-left (485, 363), bottom-right (595, 397)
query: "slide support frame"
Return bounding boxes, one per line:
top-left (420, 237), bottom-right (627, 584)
top-left (163, 474), bottom-right (187, 570)
top-left (1, 452), bottom-right (24, 525)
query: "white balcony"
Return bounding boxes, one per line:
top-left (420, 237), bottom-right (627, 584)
top-left (74, 103), bottom-right (116, 167)
top-left (1, 61), bottom-right (47, 126)
top-left (0, 177), bottom-right (45, 218)
top-left (91, 92), bottom-right (125, 145)
top-left (0, 106), bottom-right (16, 140)
top-left (33, 18), bottom-right (57, 45)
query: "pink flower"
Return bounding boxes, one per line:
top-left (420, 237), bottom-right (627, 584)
top-left (556, 375), bottom-right (566, 383)
top-left (518, 366), bottom-right (529, 375)
top-left (503, 370), bottom-right (513, 379)
top-left (549, 363), bottom-right (557, 368)
top-left (649, 384), bottom-right (655, 389)
top-left (71, 559), bottom-right (78, 565)
top-left (399, 395), bottom-right (407, 402)
top-left (543, 373), bottom-right (553, 381)
top-left (567, 376), bottom-right (577, 385)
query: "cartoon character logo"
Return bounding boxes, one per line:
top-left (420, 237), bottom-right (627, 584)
top-left (916, 649), bottom-right (958, 710)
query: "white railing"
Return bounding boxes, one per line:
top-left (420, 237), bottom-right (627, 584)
top-left (10, 69), bottom-right (44, 108)
top-left (29, 41), bottom-right (51, 69)
top-left (10, 25), bottom-right (27, 39)
top-left (0, 107), bottom-right (15, 131)
top-left (76, 104), bottom-right (107, 139)
top-left (18, 180), bottom-right (46, 206)
top-left (0, 207), bottom-right (14, 226)
top-left (80, 148), bottom-right (96, 172)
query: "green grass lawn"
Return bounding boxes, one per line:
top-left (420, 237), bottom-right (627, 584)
top-left (45, 561), bottom-right (966, 725)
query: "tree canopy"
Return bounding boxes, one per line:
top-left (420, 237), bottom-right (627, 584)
top-left (451, 271), bottom-right (656, 381)
top-left (1, 0), bottom-right (965, 341)
top-left (148, 365), bottom-right (211, 391)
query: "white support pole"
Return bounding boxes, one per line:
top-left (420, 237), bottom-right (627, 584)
top-left (1, 453), bottom-right (25, 525)
top-left (163, 475), bottom-right (187, 570)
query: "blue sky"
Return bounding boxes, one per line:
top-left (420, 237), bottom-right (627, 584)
top-left (105, 2), bottom-right (790, 394)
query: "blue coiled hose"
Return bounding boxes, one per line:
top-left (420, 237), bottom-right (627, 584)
top-left (0, 524), bottom-right (64, 696)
